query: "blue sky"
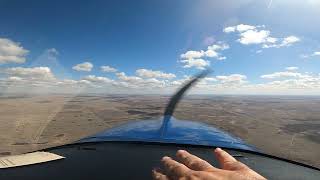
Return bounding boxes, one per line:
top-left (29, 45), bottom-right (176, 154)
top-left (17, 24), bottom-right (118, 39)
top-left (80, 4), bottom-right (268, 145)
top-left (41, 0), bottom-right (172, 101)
top-left (1, 0), bottom-right (320, 94)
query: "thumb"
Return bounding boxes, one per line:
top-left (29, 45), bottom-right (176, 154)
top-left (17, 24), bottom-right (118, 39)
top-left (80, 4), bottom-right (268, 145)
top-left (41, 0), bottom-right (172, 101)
top-left (214, 148), bottom-right (247, 171)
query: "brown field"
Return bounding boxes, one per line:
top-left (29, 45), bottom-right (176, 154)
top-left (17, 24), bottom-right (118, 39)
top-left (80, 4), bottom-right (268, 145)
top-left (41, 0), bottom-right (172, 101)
top-left (0, 94), bottom-right (320, 168)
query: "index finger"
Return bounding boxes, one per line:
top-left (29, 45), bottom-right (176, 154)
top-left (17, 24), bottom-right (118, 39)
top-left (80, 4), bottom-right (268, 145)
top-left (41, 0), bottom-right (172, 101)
top-left (176, 150), bottom-right (217, 171)
top-left (214, 148), bottom-right (237, 164)
top-left (152, 169), bottom-right (169, 180)
top-left (161, 156), bottom-right (191, 178)
top-left (214, 148), bottom-right (246, 171)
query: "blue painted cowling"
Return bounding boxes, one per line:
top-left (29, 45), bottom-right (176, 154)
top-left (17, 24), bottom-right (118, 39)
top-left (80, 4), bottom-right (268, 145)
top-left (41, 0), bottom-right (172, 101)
top-left (79, 71), bottom-right (257, 152)
top-left (78, 117), bottom-right (257, 151)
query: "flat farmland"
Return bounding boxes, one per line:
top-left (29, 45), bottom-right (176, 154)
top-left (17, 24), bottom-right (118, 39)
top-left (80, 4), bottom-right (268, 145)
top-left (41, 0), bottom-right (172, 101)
top-left (0, 95), bottom-right (319, 168)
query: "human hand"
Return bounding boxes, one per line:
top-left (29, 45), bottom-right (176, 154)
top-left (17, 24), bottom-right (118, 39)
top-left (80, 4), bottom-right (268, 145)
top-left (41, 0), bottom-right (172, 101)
top-left (152, 148), bottom-right (266, 180)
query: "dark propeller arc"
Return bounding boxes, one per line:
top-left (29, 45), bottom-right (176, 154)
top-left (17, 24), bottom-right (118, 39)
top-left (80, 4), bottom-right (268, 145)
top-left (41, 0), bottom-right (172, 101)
top-left (163, 69), bottom-right (212, 117)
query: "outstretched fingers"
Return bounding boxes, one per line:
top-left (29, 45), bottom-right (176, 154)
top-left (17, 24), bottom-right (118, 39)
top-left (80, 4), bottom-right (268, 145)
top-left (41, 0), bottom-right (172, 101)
top-left (161, 156), bottom-right (192, 178)
top-left (214, 148), bottom-right (247, 171)
top-left (176, 150), bottom-right (218, 171)
top-left (154, 148), bottom-right (266, 180)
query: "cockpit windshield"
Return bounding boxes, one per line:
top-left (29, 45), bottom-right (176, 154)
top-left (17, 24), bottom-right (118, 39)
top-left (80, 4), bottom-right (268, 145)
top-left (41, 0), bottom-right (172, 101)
top-left (0, 0), bottom-right (319, 169)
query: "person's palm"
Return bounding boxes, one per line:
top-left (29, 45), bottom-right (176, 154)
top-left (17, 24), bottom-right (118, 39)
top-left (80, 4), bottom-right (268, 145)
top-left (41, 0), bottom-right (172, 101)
top-left (152, 148), bottom-right (266, 180)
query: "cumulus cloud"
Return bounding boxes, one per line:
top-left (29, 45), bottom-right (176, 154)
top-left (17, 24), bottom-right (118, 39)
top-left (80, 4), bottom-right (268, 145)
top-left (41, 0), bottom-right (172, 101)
top-left (238, 29), bottom-right (272, 45)
top-left (286, 66), bottom-right (299, 71)
top-left (204, 77), bottom-right (217, 82)
top-left (0, 38), bottom-right (29, 64)
top-left (3, 65), bottom-right (320, 95)
top-left (136, 69), bottom-right (176, 79)
top-left (223, 24), bottom-right (257, 33)
top-left (30, 48), bottom-right (74, 80)
top-left (2, 67), bottom-right (115, 94)
top-left (261, 70), bottom-right (310, 79)
top-left (262, 35), bottom-right (300, 48)
top-left (82, 75), bottom-right (113, 83)
top-left (300, 51), bottom-right (320, 59)
top-left (224, 24), bottom-right (300, 49)
top-left (216, 74), bottom-right (247, 84)
top-left (5, 67), bottom-right (55, 81)
top-left (180, 42), bottom-right (228, 69)
top-left (181, 42), bottom-right (229, 60)
top-left (223, 26), bottom-right (236, 33)
top-left (206, 43), bottom-right (229, 59)
top-left (116, 72), bottom-right (142, 82)
top-left (255, 69), bottom-right (320, 93)
top-left (282, 36), bottom-right (300, 46)
top-left (115, 72), bottom-right (167, 89)
top-left (256, 50), bottom-right (263, 54)
top-left (72, 62), bottom-right (93, 72)
top-left (1, 67), bottom-right (65, 94)
top-left (7, 76), bottom-right (23, 81)
top-left (100, 65), bottom-right (117, 73)
top-left (180, 50), bottom-right (205, 59)
top-left (181, 59), bottom-right (210, 69)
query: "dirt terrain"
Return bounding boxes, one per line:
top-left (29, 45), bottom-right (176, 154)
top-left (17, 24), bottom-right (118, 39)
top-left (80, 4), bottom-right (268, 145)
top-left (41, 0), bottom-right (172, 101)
top-left (0, 94), bottom-right (320, 168)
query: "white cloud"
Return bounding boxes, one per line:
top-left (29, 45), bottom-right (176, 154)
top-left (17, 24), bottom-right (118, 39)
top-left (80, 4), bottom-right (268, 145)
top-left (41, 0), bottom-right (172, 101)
top-left (314, 52), bottom-right (320, 56)
top-left (116, 72), bottom-right (142, 82)
top-left (82, 75), bottom-right (113, 83)
top-left (180, 42), bottom-right (228, 69)
top-left (181, 58), bottom-right (210, 69)
top-left (30, 48), bottom-right (72, 78)
top-left (180, 42), bottom-right (230, 59)
top-left (136, 69), bottom-right (176, 79)
top-left (180, 50), bottom-right (205, 59)
top-left (223, 26), bottom-right (236, 33)
top-left (286, 66), bottom-right (299, 71)
top-left (300, 54), bottom-right (310, 59)
top-left (1, 67), bottom-right (65, 94)
top-left (180, 42), bottom-right (229, 60)
top-left (224, 24), bottom-right (300, 49)
top-left (254, 69), bottom-right (320, 94)
top-left (266, 37), bottom-right (278, 43)
top-left (216, 74), bottom-right (247, 84)
top-left (115, 72), bottom-right (167, 89)
top-left (100, 65), bottom-right (117, 73)
top-left (238, 29), bottom-right (271, 45)
top-left (7, 76), bottom-right (23, 81)
top-left (300, 51), bottom-right (320, 59)
top-left (205, 42), bottom-right (229, 59)
top-left (261, 71), bottom-right (310, 79)
top-left (204, 49), bottom-right (218, 58)
top-left (282, 36), bottom-right (300, 46)
top-left (0, 38), bottom-right (29, 64)
top-left (262, 36), bottom-right (300, 48)
top-left (207, 43), bottom-right (229, 52)
top-left (217, 56), bottom-right (226, 60)
top-left (235, 24), bottom-right (256, 32)
top-left (72, 62), bottom-right (93, 72)
top-left (3, 65), bottom-right (320, 95)
top-left (223, 24), bottom-right (256, 33)
top-left (5, 67), bottom-right (55, 81)
top-left (204, 77), bottom-right (217, 82)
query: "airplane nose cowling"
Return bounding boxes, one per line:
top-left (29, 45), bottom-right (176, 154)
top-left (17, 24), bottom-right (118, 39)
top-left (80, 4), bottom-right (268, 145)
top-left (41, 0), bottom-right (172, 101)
top-left (77, 117), bottom-right (258, 152)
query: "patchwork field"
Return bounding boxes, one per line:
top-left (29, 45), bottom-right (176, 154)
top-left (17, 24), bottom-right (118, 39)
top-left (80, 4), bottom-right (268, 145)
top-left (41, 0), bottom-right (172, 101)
top-left (0, 94), bottom-right (319, 168)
